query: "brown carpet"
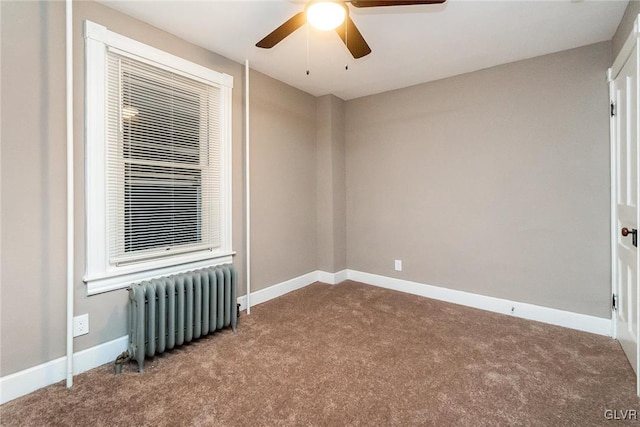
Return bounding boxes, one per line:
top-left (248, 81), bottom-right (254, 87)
top-left (1, 281), bottom-right (639, 426)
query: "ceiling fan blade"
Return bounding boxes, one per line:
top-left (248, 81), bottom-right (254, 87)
top-left (350, 0), bottom-right (445, 7)
top-left (256, 12), bottom-right (306, 48)
top-left (336, 16), bottom-right (371, 59)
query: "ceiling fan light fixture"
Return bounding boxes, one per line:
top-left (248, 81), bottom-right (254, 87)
top-left (306, 1), bottom-right (346, 31)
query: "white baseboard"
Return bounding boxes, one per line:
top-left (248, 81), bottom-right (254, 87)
top-left (237, 269), bottom-right (348, 311)
top-left (2, 270), bottom-right (327, 404)
top-left (0, 335), bottom-right (128, 405)
top-left (2, 268), bottom-right (611, 405)
top-left (237, 270), bottom-right (321, 311)
top-left (346, 270), bottom-right (611, 336)
top-left (317, 269), bottom-right (347, 285)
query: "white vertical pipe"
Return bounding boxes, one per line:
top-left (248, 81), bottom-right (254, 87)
top-left (65, 0), bottom-right (75, 388)
top-left (244, 59), bottom-right (251, 315)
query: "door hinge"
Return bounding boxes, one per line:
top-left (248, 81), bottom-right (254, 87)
top-left (611, 102), bottom-right (616, 117)
top-left (613, 294), bottom-right (618, 311)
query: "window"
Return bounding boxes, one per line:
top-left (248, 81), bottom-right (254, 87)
top-left (84, 21), bottom-right (233, 294)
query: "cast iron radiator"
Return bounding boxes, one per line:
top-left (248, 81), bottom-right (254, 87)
top-left (117, 264), bottom-right (237, 373)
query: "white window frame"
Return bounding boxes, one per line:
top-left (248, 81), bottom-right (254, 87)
top-left (83, 21), bottom-right (234, 295)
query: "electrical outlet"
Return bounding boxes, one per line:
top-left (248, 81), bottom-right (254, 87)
top-left (394, 259), bottom-right (402, 271)
top-left (73, 314), bottom-right (89, 337)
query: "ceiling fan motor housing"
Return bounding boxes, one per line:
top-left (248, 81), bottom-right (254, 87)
top-left (256, 0), bottom-right (446, 59)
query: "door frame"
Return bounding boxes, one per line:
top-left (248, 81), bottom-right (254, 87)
top-left (608, 13), bottom-right (640, 397)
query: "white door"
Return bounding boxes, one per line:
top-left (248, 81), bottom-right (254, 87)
top-left (610, 29), bottom-right (640, 396)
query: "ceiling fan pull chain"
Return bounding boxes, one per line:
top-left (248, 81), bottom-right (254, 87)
top-left (306, 23), bottom-right (310, 76)
top-left (345, 19), bottom-right (349, 71)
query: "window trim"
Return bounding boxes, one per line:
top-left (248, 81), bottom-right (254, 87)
top-left (83, 20), bottom-right (234, 295)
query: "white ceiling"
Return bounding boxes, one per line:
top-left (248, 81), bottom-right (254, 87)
top-left (100, 0), bottom-right (628, 100)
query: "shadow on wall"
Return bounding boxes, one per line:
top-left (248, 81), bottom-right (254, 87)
top-left (38, 0), bottom-right (51, 363)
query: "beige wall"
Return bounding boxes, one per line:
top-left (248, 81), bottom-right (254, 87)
top-left (317, 95), bottom-right (347, 273)
top-left (345, 42), bottom-right (612, 318)
top-left (612, 0), bottom-right (640, 60)
top-left (1, 1), bottom-right (68, 377)
top-left (0, 0), bottom-right (318, 376)
top-left (249, 69), bottom-right (318, 289)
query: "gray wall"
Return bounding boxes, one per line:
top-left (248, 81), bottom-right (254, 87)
top-left (345, 42), bottom-right (612, 318)
top-left (1, 1), bottom-right (67, 377)
top-left (317, 95), bottom-right (347, 273)
top-left (612, 0), bottom-right (640, 59)
top-left (249, 70), bottom-right (318, 289)
top-left (0, 0), bottom-right (318, 377)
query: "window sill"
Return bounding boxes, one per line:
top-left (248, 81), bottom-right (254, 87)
top-left (84, 251), bottom-right (235, 295)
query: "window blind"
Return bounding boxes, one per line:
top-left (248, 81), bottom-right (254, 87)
top-left (106, 52), bottom-right (221, 265)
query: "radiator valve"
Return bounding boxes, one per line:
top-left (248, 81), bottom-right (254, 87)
top-left (114, 351), bottom-right (131, 375)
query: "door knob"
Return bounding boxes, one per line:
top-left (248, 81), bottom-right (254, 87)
top-left (622, 227), bottom-right (638, 247)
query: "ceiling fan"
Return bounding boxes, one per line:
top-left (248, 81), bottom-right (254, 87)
top-left (256, 0), bottom-right (446, 59)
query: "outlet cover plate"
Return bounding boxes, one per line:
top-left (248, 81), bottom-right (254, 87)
top-left (73, 314), bottom-right (89, 337)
